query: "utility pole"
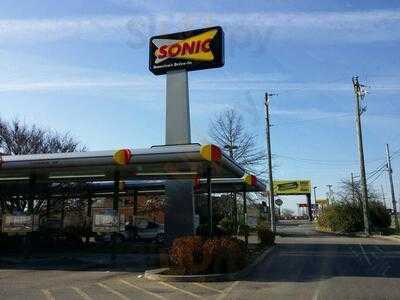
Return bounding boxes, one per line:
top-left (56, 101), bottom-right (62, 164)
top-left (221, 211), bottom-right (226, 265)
top-left (380, 185), bottom-right (387, 208)
top-left (385, 143), bottom-right (400, 232)
top-left (352, 76), bottom-right (370, 235)
top-left (265, 92), bottom-right (276, 233)
top-left (351, 173), bottom-right (356, 201)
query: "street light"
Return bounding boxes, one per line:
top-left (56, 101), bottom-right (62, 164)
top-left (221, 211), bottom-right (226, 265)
top-left (313, 186), bottom-right (318, 205)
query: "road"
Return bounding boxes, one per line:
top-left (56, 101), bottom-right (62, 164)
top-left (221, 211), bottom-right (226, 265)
top-left (1, 221), bottom-right (400, 299)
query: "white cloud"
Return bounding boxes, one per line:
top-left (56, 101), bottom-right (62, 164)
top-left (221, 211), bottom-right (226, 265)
top-left (0, 10), bottom-right (399, 45)
top-left (0, 79), bottom-right (157, 93)
top-left (1, 75), bottom-right (400, 93)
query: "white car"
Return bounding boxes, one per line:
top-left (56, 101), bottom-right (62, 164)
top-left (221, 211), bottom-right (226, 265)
top-left (95, 219), bottom-right (165, 244)
top-left (134, 220), bottom-right (165, 242)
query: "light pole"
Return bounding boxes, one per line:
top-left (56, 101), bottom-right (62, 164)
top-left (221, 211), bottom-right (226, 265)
top-left (313, 186), bottom-right (318, 212)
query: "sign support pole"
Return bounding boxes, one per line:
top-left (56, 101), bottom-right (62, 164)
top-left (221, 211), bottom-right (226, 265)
top-left (164, 70), bottom-right (195, 242)
top-left (166, 70), bottom-right (191, 144)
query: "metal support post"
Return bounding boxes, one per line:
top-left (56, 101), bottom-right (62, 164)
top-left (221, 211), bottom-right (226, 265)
top-left (306, 193), bottom-right (313, 221)
top-left (28, 174), bottom-right (36, 214)
top-left (111, 170), bottom-right (120, 262)
top-left (243, 185), bottom-right (248, 246)
top-left (86, 194), bottom-right (92, 245)
top-left (133, 190), bottom-right (138, 216)
top-left (207, 167), bottom-right (213, 237)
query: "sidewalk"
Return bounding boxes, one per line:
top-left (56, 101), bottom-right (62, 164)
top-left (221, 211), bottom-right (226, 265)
top-left (372, 234), bottom-right (400, 243)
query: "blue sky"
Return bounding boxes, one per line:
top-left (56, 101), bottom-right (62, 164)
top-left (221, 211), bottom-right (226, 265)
top-left (1, 0), bottom-right (400, 212)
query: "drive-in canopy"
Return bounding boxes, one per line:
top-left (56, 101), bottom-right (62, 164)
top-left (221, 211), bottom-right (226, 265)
top-left (0, 175), bottom-right (265, 197)
top-left (0, 144), bottom-right (246, 182)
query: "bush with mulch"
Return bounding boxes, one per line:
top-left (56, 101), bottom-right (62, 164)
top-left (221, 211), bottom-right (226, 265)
top-left (169, 236), bottom-right (247, 274)
top-left (169, 236), bottom-right (205, 274)
top-left (256, 222), bottom-right (275, 246)
top-left (202, 237), bottom-right (247, 273)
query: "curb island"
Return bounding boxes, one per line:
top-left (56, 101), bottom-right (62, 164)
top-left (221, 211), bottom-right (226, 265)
top-left (144, 245), bottom-right (276, 282)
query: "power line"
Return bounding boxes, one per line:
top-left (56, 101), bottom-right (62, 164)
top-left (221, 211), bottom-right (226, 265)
top-left (272, 113), bottom-right (352, 126)
top-left (274, 153), bottom-right (383, 166)
top-left (368, 169), bottom-right (385, 185)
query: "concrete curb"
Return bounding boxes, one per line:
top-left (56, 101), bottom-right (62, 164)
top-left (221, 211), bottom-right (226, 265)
top-left (144, 245), bottom-right (276, 282)
top-left (371, 235), bottom-right (400, 243)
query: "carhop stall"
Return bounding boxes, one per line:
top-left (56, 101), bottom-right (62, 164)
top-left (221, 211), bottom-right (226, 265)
top-left (0, 144), bottom-right (262, 239)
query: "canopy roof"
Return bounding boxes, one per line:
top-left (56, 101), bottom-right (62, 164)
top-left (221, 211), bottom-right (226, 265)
top-left (0, 175), bottom-right (266, 197)
top-left (0, 144), bottom-right (246, 182)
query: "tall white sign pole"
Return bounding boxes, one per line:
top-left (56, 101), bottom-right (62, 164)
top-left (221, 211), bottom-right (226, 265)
top-left (166, 71), bottom-right (191, 144)
top-left (164, 70), bottom-right (195, 240)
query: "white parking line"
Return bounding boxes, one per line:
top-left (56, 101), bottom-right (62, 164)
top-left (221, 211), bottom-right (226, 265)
top-left (359, 243), bottom-right (372, 266)
top-left (119, 279), bottom-right (167, 300)
top-left (41, 289), bottom-right (55, 300)
top-left (216, 281), bottom-right (239, 300)
top-left (192, 282), bottom-right (223, 293)
top-left (96, 282), bottom-right (130, 300)
top-left (158, 281), bottom-right (204, 299)
top-left (71, 286), bottom-right (93, 300)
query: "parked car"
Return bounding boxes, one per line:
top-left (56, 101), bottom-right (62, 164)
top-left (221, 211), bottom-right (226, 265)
top-left (135, 220), bottom-right (165, 242)
top-left (95, 219), bottom-right (165, 244)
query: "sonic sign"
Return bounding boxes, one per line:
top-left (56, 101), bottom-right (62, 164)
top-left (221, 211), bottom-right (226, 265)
top-left (149, 26), bottom-right (224, 75)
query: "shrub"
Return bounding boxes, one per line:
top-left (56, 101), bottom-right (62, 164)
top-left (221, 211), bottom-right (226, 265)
top-left (317, 200), bottom-right (391, 233)
top-left (368, 201), bottom-right (391, 230)
top-left (219, 217), bottom-right (236, 235)
top-left (318, 202), bottom-right (363, 232)
top-left (169, 236), bottom-right (204, 274)
top-left (170, 236), bottom-right (247, 274)
top-left (256, 222), bottom-right (275, 245)
top-left (202, 237), bottom-right (246, 273)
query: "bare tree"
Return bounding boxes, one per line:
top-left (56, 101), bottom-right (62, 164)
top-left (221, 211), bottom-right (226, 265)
top-left (208, 109), bottom-right (266, 175)
top-left (0, 118), bottom-right (86, 155)
top-left (0, 118), bottom-right (86, 215)
top-left (336, 179), bottom-right (379, 204)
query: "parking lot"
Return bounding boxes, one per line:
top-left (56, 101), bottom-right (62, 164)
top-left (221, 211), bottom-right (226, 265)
top-left (0, 268), bottom-right (238, 300)
top-left (2, 222), bottom-right (400, 300)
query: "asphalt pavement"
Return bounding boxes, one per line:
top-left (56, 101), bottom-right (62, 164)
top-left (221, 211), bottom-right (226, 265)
top-left (1, 221), bottom-right (399, 299)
